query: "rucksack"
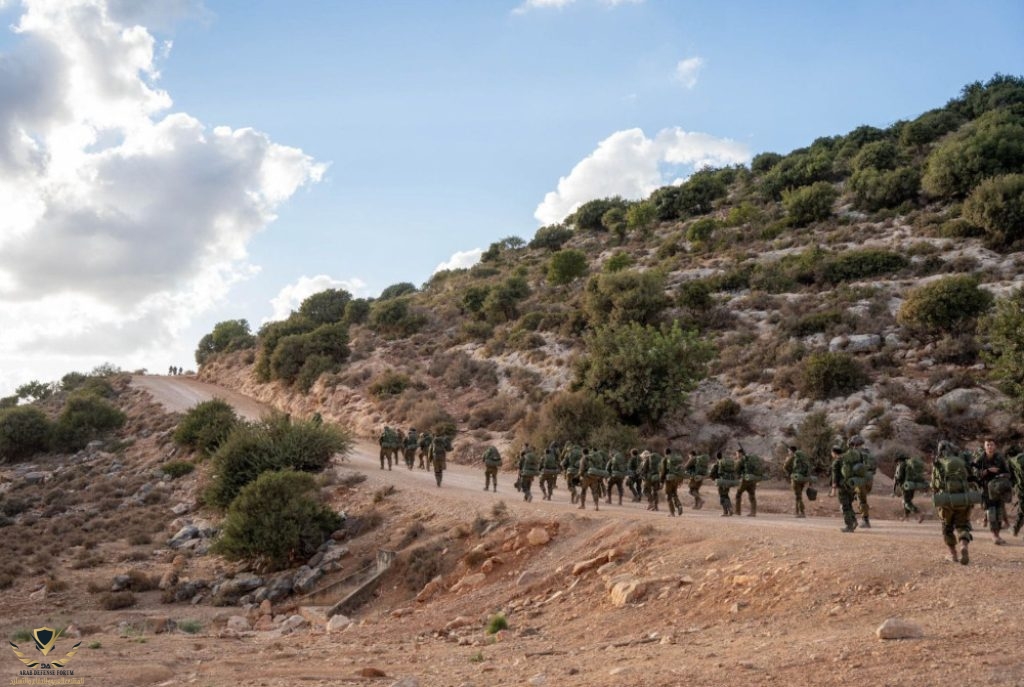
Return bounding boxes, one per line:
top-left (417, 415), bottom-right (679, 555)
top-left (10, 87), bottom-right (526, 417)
top-left (937, 455), bottom-right (970, 494)
top-left (790, 452), bottom-right (811, 483)
top-left (663, 453), bottom-right (685, 479)
top-left (405, 430), bottom-right (419, 449)
top-left (691, 454), bottom-right (710, 477)
top-left (859, 449), bottom-right (877, 475)
top-left (905, 457), bottom-right (925, 483)
top-left (840, 450), bottom-right (867, 481)
top-left (482, 446), bottom-right (502, 467)
top-left (741, 454), bottom-right (764, 482)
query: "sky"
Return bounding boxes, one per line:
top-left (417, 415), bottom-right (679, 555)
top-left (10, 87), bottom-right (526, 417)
top-left (0, 0), bottom-right (1021, 397)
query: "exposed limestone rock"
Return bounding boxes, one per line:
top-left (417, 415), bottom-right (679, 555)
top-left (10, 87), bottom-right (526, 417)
top-left (527, 527), bottom-right (550, 546)
top-left (876, 617), bottom-right (924, 640)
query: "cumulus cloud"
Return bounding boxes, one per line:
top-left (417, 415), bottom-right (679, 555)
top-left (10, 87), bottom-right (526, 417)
top-left (0, 0), bottom-right (325, 390)
top-left (266, 275), bottom-right (369, 323)
top-left (675, 56), bottom-right (704, 89)
top-left (435, 249), bottom-right (483, 273)
top-left (534, 127), bottom-right (750, 225)
top-left (513, 0), bottom-right (641, 14)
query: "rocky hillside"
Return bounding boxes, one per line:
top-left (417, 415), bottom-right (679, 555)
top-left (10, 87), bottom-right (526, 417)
top-left (197, 75), bottom-right (1024, 471)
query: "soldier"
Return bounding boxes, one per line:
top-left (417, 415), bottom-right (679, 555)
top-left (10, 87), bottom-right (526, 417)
top-left (539, 446), bottom-right (561, 500)
top-left (830, 446), bottom-right (859, 533)
top-left (605, 448), bottom-right (629, 505)
top-left (640, 449), bottom-right (663, 511)
top-left (576, 448), bottom-right (604, 510)
top-left (845, 435), bottom-right (875, 528)
top-left (626, 449), bottom-right (643, 502)
top-left (709, 451), bottom-right (737, 517)
top-left (518, 444), bottom-right (541, 502)
top-left (1008, 447), bottom-right (1024, 536)
top-left (734, 448), bottom-right (763, 517)
top-left (893, 451), bottom-right (928, 522)
top-left (417, 430), bottom-right (433, 470)
top-left (932, 440), bottom-right (977, 564)
top-left (683, 450), bottom-right (708, 510)
top-left (403, 428), bottom-right (419, 470)
top-left (378, 426), bottom-right (400, 471)
top-left (560, 442), bottom-right (583, 504)
top-left (972, 438), bottom-right (1010, 545)
top-left (482, 445), bottom-right (502, 492)
top-left (429, 434), bottom-right (453, 488)
top-left (783, 445), bottom-right (812, 518)
top-left (661, 447), bottom-right (686, 517)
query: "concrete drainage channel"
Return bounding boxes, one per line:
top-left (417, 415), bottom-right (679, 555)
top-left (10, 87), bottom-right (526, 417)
top-left (295, 549), bottom-right (396, 619)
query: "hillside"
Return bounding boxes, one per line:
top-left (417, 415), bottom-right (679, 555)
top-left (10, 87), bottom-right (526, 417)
top-left (196, 75), bottom-right (1024, 467)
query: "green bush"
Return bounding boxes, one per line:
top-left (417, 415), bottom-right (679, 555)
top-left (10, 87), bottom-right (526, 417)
top-left (482, 276), bottom-right (530, 324)
top-left (205, 416), bottom-right (351, 508)
top-left (52, 392), bottom-right (126, 452)
top-left (751, 152), bottom-right (783, 174)
top-left (570, 197), bottom-right (627, 231)
top-left (601, 206), bottom-right (627, 241)
top-left (963, 173), bottom-right (1024, 250)
top-left (795, 411), bottom-right (836, 474)
top-left (603, 252), bottom-right (633, 273)
top-left (898, 275), bottom-right (994, 334)
top-left (298, 288), bottom-right (352, 324)
top-left (255, 318), bottom-right (315, 382)
top-left (677, 280), bottom-right (714, 312)
top-left (798, 352), bottom-right (870, 400)
top-left (162, 461), bottom-right (195, 479)
top-left (686, 217), bottom-right (718, 244)
top-left (848, 166), bottom-right (920, 212)
top-left (980, 289), bottom-right (1024, 410)
top-left (485, 613), bottom-right (509, 634)
top-left (583, 270), bottom-right (668, 327)
top-left (547, 249), bottom-right (588, 285)
top-left (782, 181), bottom-right (838, 227)
top-left (784, 309), bottom-right (844, 337)
top-left (524, 391), bottom-right (622, 449)
top-left (922, 108), bottom-right (1024, 199)
top-left (900, 108), bottom-right (964, 147)
top-left (760, 145), bottom-right (835, 200)
top-left (850, 140), bottom-right (900, 172)
top-left (818, 249), bottom-right (908, 285)
top-left (379, 282), bottom-right (417, 301)
top-left (369, 296), bottom-right (427, 339)
top-left (706, 398), bottom-right (741, 424)
top-left (529, 224), bottom-right (573, 251)
top-left (173, 398), bottom-right (239, 457)
top-left (195, 319), bottom-right (256, 366)
top-left (575, 321), bottom-right (714, 425)
top-left (0, 406), bottom-right (51, 463)
top-left (625, 200), bottom-right (657, 236)
top-left (368, 370), bottom-right (412, 398)
top-left (213, 470), bottom-right (343, 572)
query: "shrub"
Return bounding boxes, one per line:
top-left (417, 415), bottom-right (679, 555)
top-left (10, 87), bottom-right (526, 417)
top-left (963, 173), bottom-right (1024, 250)
top-left (100, 591), bottom-right (136, 610)
top-left (51, 393), bottom-right (126, 453)
top-left (529, 224), bottom-right (573, 251)
top-left (254, 317), bottom-right (314, 382)
top-left (177, 620), bottom-right (203, 635)
top-left (173, 398), bottom-right (239, 457)
top-left (922, 108), bottom-right (1024, 199)
top-left (298, 288), bottom-right (352, 324)
top-left (194, 319), bottom-right (256, 366)
top-left (0, 406), bottom-right (52, 463)
top-left (795, 411), bottom-right (836, 474)
top-left (547, 249), bottom-right (588, 285)
top-left (980, 289), bottom-right (1024, 410)
top-left (751, 152), bottom-right (783, 174)
top-left (213, 470), bottom-right (343, 572)
top-left (403, 542), bottom-right (446, 591)
top-left (625, 200), bottom-right (657, 236)
top-left (485, 613), bottom-right (509, 634)
top-left (900, 108), bottom-right (964, 147)
top-left (162, 461), bottom-right (195, 479)
top-left (848, 166), bottom-right (920, 212)
top-left (583, 270), bottom-right (668, 327)
top-left (798, 352), bottom-right (869, 400)
top-left (524, 391), bottom-right (621, 449)
top-left (685, 217), bottom-right (717, 244)
top-left (677, 280), bottom-right (714, 312)
top-left (603, 252), bottom-right (633, 273)
top-left (378, 282), bottom-right (417, 301)
top-left (898, 275), bottom-right (994, 334)
top-left (782, 181), bottom-right (838, 227)
top-left (368, 370), bottom-right (413, 398)
top-left (818, 249), bottom-right (908, 285)
top-left (850, 140), bottom-right (900, 172)
top-left (205, 416), bottom-right (352, 508)
top-left (706, 398), bottom-right (741, 424)
top-left (482, 276), bottom-right (531, 324)
top-left (601, 207), bottom-right (627, 241)
top-left (570, 197), bottom-right (627, 231)
top-left (575, 322), bottom-right (715, 425)
top-left (784, 309), bottom-right (844, 338)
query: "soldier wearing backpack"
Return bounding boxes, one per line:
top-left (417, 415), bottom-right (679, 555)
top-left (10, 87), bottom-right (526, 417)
top-left (846, 435), bottom-right (875, 528)
top-left (626, 449), bottom-right (643, 502)
top-left (577, 448), bottom-right (604, 511)
top-left (684, 450), bottom-right (709, 510)
top-left (893, 452), bottom-right (928, 522)
top-left (783, 445), bottom-right (812, 518)
top-left (539, 447), bottom-right (561, 500)
top-left (403, 428), bottom-right (419, 470)
top-left (830, 446), bottom-right (859, 533)
top-left (661, 447), bottom-right (687, 517)
top-left (973, 439), bottom-right (1010, 545)
top-left (482, 445), bottom-right (502, 492)
top-left (429, 434), bottom-right (453, 488)
top-left (560, 443), bottom-right (582, 504)
top-left (517, 444), bottom-right (541, 502)
top-left (734, 448), bottom-right (763, 517)
top-left (417, 431), bottom-right (433, 470)
top-left (932, 440), bottom-right (979, 564)
top-left (640, 449), bottom-right (663, 512)
top-left (709, 451), bottom-right (738, 517)
top-left (605, 449), bottom-right (629, 505)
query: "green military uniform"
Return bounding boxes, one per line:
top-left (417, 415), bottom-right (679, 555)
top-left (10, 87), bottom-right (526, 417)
top-left (626, 449), bottom-right (643, 502)
top-left (560, 443), bottom-right (582, 504)
top-left (379, 426), bottom-right (400, 470)
top-left (734, 450), bottom-right (763, 517)
top-left (844, 436), bottom-right (874, 527)
top-left (403, 428), bottom-right (419, 470)
top-left (518, 445), bottom-right (540, 502)
top-left (417, 431), bottom-right (433, 470)
top-left (605, 449), bottom-right (629, 505)
top-left (972, 441), bottom-right (1010, 545)
top-left (709, 453), bottom-right (737, 517)
top-left (641, 450), bottom-right (663, 511)
top-left (660, 448), bottom-right (686, 517)
top-left (830, 447), bottom-right (858, 533)
top-left (783, 446), bottom-right (812, 518)
top-left (540, 447), bottom-right (561, 500)
top-left (683, 451), bottom-right (708, 510)
top-left (429, 435), bottom-right (452, 487)
top-left (482, 445), bottom-right (502, 491)
top-left (893, 454), bottom-right (927, 521)
top-left (577, 448), bottom-right (603, 511)
top-left (932, 445), bottom-right (976, 564)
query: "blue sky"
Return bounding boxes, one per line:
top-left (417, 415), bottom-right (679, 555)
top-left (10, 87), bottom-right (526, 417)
top-left (0, 0), bottom-right (1021, 396)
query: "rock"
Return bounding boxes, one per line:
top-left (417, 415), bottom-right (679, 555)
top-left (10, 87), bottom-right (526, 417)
top-left (293, 566), bottom-right (323, 595)
top-left (704, 553), bottom-right (718, 562)
top-left (515, 571), bottom-right (542, 587)
top-left (876, 617), bottom-right (924, 640)
top-left (731, 575), bottom-right (759, 586)
top-left (226, 616), bottom-right (251, 633)
top-left (144, 617), bottom-right (175, 634)
top-left (322, 544), bottom-right (349, 565)
top-left (526, 527), bottom-right (550, 546)
top-left (63, 624), bottom-right (82, 639)
top-left (416, 575), bottom-right (444, 602)
top-left (28, 587), bottom-right (46, 601)
top-left (528, 673), bottom-right (546, 686)
top-left (218, 574), bottom-right (264, 597)
top-left (23, 471), bottom-right (51, 485)
top-left (480, 556), bottom-right (503, 574)
top-left (935, 388), bottom-right (988, 421)
top-left (327, 614), bottom-right (353, 633)
top-left (171, 502), bottom-right (193, 516)
top-left (609, 666), bottom-right (632, 676)
top-left (168, 525), bottom-right (200, 549)
top-left (444, 616), bottom-right (474, 632)
top-left (609, 579), bottom-right (649, 607)
top-left (259, 599), bottom-right (273, 616)
top-left (388, 678), bottom-right (420, 687)
top-left (390, 607), bottom-right (413, 618)
top-left (572, 555), bottom-right (606, 576)
top-left (730, 602), bottom-right (748, 614)
top-left (110, 574), bottom-right (131, 592)
top-left (253, 615), bottom-right (275, 631)
top-left (280, 615), bottom-right (308, 634)
top-left (358, 667), bottom-right (387, 678)
top-left (451, 572), bottom-right (486, 592)
top-left (158, 570), bottom-right (178, 591)
top-left (299, 606), bottom-right (330, 626)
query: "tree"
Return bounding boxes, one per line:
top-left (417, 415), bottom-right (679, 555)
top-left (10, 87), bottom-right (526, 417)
top-left (298, 289), bottom-right (352, 324)
top-left (980, 289), bottom-right (1024, 411)
top-left (213, 470), bottom-right (343, 572)
top-left (173, 399), bottom-right (239, 457)
top-left (783, 181), bottom-right (838, 227)
top-left (529, 224), bottom-right (573, 251)
top-left (601, 207), bottom-right (627, 242)
top-left (575, 321), bottom-right (714, 426)
top-left (195, 319), bottom-right (256, 366)
top-left (368, 296), bottom-right (427, 339)
top-left (571, 197), bottom-right (627, 231)
top-left (962, 173), bottom-right (1024, 250)
top-left (51, 392), bottom-right (126, 452)
top-left (482, 276), bottom-right (530, 324)
top-left (798, 352), bottom-right (870, 400)
top-left (0, 406), bottom-right (51, 463)
top-left (583, 270), bottom-right (668, 327)
top-left (848, 166), bottom-right (920, 212)
top-left (378, 282), bottom-right (417, 301)
top-left (625, 200), bottom-right (657, 237)
top-left (898, 275), bottom-right (994, 334)
top-left (547, 249), bottom-right (588, 285)
top-left (15, 380), bottom-right (55, 403)
top-left (255, 318), bottom-right (313, 382)
top-left (921, 108), bottom-right (1024, 199)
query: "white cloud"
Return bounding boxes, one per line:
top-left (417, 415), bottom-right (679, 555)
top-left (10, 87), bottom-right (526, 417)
top-left (266, 275), bottom-right (369, 323)
top-left (675, 56), bottom-right (704, 89)
top-left (435, 249), bottom-right (482, 273)
top-left (513, 0), bottom-right (641, 14)
top-left (534, 127), bottom-right (750, 225)
top-left (0, 0), bottom-right (325, 393)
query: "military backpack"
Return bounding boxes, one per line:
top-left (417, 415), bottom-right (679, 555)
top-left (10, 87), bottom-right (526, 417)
top-left (790, 452), bottom-right (812, 484)
top-left (840, 450), bottom-right (868, 486)
top-left (689, 453), bottom-right (710, 477)
top-left (482, 446), bottom-right (502, 467)
top-left (932, 454), bottom-right (982, 508)
top-left (741, 454), bottom-right (765, 483)
top-left (902, 456), bottom-right (929, 492)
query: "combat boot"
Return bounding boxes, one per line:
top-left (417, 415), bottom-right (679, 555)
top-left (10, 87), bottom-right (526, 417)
top-left (948, 545), bottom-right (959, 563)
top-left (840, 515), bottom-right (858, 533)
top-left (959, 542), bottom-right (970, 565)
top-left (747, 500), bottom-right (757, 518)
top-left (695, 494), bottom-right (704, 510)
top-left (861, 516), bottom-right (871, 528)
top-left (1013, 520), bottom-right (1022, 536)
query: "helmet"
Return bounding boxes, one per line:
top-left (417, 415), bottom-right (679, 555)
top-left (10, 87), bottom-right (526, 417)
top-left (848, 435), bottom-right (864, 447)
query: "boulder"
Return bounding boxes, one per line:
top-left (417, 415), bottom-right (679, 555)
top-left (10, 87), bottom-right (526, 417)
top-left (876, 617), bottom-right (924, 640)
top-left (526, 527), bottom-right (550, 546)
top-left (327, 614), bottom-right (353, 633)
top-left (226, 616), bottom-right (251, 633)
top-left (168, 525), bottom-right (199, 549)
top-left (609, 578), bottom-right (649, 607)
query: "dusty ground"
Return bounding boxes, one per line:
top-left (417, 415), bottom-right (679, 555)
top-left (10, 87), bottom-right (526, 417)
top-left (2, 376), bottom-right (1023, 687)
